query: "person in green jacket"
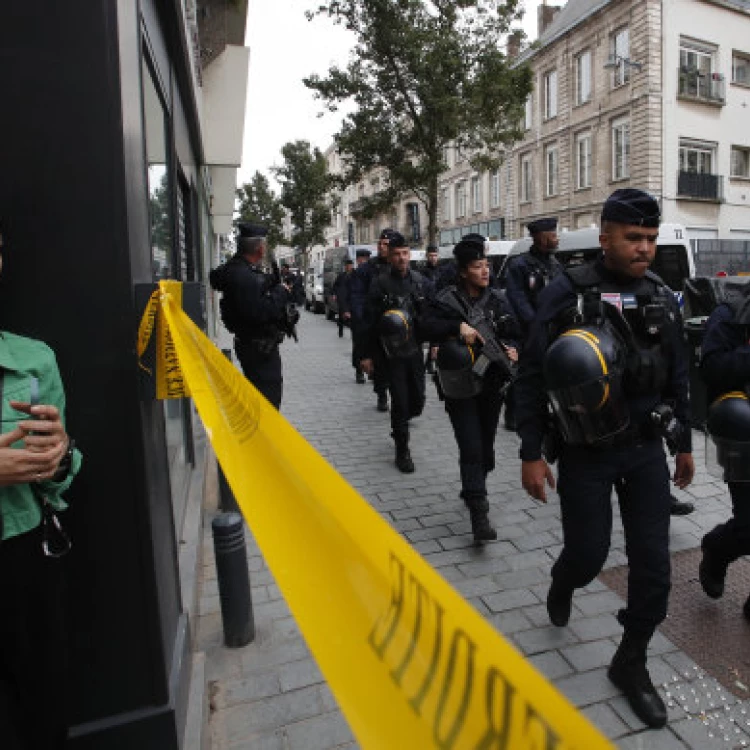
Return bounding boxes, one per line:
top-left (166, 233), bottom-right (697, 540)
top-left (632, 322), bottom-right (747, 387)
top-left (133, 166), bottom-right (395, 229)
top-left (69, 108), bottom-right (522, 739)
top-left (0, 226), bottom-right (81, 750)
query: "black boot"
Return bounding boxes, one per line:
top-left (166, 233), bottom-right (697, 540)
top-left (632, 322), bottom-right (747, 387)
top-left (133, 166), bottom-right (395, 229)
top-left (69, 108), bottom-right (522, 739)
top-left (468, 504), bottom-right (497, 544)
top-left (699, 546), bottom-right (728, 599)
top-left (546, 579), bottom-right (574, 627)
top-left (670, 495), bottom-right (694, 516)
top-left (392, 431), bottom-right (414, 473)
top-left (377, 393), bottom-right (388, 412)
top-left (355, 368), bottom-right (365, 384)
top-left (460, 464), bottom-right (496, 544)
top-left (608, 632), bottom-right (667, 729)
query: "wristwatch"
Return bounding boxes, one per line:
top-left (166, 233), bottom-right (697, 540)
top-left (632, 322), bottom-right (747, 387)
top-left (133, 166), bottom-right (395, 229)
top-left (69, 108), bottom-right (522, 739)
top-left (52, 439), bottom-right (75, 482)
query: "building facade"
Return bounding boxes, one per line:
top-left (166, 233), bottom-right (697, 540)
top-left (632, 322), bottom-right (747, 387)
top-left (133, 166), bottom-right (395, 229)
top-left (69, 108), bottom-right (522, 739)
top-left (0, 1), bottom-right (249, 746)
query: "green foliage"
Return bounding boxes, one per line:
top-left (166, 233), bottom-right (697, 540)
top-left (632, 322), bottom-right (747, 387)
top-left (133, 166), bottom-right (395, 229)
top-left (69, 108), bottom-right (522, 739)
top-left (273, 140), bottom-right (333, 251)
top-left (235, 172), bottom-right (286, 250)
top-left (304, 0), bottom-right (532, 244)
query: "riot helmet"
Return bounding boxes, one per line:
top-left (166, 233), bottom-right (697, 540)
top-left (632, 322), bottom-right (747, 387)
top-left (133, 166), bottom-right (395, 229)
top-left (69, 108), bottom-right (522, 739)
top-left (379, 308), bottom-right (418, 358)
top-left (544, 323), bottom-right (629, 445)
top-left (706, 391), bottom-right (750, 481)
top-left (436, 339), bottom-right (483, 399)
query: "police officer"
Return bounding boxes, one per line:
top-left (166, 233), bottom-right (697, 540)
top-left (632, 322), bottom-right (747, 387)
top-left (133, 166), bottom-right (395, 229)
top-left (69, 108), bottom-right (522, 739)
top-left (351, 230), bottom-right (394, 411)
top-left (209, 223), bottom-right (293, 409)
top-left (515, 189), bottom-right (695, 729)
top-left (422, 245), bottom-right (441, 374)
top-left (361, 232), bottom-right (430, 473)
top-left (332, 257), bottom-right (354, 339)
top-left (421, 238), bottom-right (520, 542)
top-left (280, 261), bottom-right (305, 306)
top-left (699, 284), bottom-right (750, 616)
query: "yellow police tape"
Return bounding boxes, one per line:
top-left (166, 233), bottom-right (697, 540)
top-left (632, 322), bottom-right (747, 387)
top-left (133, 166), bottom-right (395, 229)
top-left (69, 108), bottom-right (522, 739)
top-left (151, 280), bottom-right (614, 750)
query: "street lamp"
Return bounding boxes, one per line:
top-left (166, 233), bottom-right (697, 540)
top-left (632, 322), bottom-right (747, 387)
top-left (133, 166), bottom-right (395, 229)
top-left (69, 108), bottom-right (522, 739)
top-left (603, 54), bottom-right (643, 73)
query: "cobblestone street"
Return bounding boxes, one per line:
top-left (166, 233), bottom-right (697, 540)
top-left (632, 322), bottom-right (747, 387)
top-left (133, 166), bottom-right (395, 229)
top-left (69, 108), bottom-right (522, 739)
top-left (201, 309), bottom-right (750, 750)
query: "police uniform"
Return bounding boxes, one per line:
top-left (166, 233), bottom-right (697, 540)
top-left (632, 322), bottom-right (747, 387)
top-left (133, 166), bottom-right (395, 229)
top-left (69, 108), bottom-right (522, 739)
top-left (421, 246), bottom-right (441, 283)
top-left (351, 231), bottom-right (395, 410)
top-left (362, 232), bottom-right (431, 472)
top-left (699, 290), bottom-right (750, 615)
top-left (421, 239), bottom-right (521, 542)
top-left (209, 223), bottom-right (292, 409)
top-left (332, 260), bottom-right (353, 338)
top-left (514, 190), bottom-right (692, 729)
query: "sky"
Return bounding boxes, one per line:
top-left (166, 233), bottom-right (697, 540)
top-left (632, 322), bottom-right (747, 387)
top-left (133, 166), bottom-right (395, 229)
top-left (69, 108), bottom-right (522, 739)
top-left (238, 0), bottom-right (544, 189)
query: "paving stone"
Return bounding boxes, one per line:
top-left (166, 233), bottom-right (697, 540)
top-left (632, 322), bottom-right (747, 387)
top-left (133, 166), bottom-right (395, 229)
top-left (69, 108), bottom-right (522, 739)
top-left (482, 587), bottom-right (539, 613)
top-left (554, 667), bottom-right (623, 707)
top-left (570, 612), bottom-right (623, 642)
top-left (528, 650), bottom-right (575, 681)
top-left (615, 728), bottom-right (688, 749)
top-left (575, 590), bottom-right (626, 617)
top-left (489, 609), bottom-right (534, 636)
top-left (513, 624), bottom-right (580, 656)
top-left (404, 525), bottom-right (449, 542)
top-left (278, 658), bottom-right (324, 693)
top-left (285, 710), bottom-right (355, 750)
top-left (561, 639), bottom-right (618, 672)
top-left (580, 702), bottom-right (630, 740)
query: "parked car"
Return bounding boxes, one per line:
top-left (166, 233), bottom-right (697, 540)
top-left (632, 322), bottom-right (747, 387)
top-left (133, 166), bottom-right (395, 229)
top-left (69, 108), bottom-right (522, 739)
top-left (305, 263), bottom-right (325, 313)
top-left (322, 244), bottom-right (376, 320)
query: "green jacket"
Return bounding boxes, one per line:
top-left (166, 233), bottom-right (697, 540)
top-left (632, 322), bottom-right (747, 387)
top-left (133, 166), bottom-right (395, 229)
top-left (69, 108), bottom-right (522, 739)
top-left (0, 332), bottom-right (82, 541)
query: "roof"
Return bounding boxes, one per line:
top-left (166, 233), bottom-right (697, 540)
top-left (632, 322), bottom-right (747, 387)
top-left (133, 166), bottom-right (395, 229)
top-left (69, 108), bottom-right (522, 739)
top-left (516, 0), bottom-right (614, 64)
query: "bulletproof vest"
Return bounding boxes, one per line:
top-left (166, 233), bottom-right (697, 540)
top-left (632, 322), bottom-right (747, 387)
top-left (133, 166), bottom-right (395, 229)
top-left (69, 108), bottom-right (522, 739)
top-left (439, 287), bottom-right (512, 341)
top-left (561, 264), bottom-right (676, 395)
top-left (379, 270), bottom-right (426, 319)
top-left (523, 250), bottom-right (562, 302)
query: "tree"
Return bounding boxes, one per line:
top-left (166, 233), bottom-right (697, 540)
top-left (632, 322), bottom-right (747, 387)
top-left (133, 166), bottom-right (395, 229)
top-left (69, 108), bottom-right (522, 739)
top-left (235, 171), bottom-right (286, 249)
top-left (304, 0), bottom-right (532, 245)
top-left (272, 140), bottom-right (332, 254)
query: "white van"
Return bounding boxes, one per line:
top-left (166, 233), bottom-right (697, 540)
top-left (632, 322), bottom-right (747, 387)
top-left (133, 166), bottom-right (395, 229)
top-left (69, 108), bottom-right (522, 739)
top-left (497, 224), bottom-right (695, 300)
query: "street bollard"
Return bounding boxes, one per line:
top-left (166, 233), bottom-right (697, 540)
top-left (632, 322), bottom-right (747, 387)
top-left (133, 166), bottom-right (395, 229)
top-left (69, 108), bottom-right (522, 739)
top-left (211, 512), bottom-right (255, 647)
top-left (217, 348), bottom-right (241, 514)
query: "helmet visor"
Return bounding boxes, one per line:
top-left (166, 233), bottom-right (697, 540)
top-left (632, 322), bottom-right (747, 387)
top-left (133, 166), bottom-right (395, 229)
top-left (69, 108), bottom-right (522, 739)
top-left (548, 373), bottom-right (629, 445)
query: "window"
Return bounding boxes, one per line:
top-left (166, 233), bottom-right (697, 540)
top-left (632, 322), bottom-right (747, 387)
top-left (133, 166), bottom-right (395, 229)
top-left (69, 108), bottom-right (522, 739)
top-left (576, 132), bottom-right (592, 189)
top-left (679, 40), bottom-right (722, 101)
top-left (732, 146), bottom-right (750, 178)
top-left (575, 50), bottom-right (592, 104)
top-left (456, 181), bottom-right (467, 217)
top-left (490, 170), bottom-right (501, 208)
top-left (524, 94), bottom-right (533, 130)
top-left (679, 141), bottom-right (715, 174)
top-left (611, 27), bottom-right (630, 87)
top-left (612, 118), bottom-right (630, 180)
top-left (545, 144), bottom-right (559, 197)
top-left (520, 154), bottom-right (533, 202)
top-left (441, 187), bottom-right (451, 221)
top-left (733, 52), bottom-right (750, 85)
top-left (443, 145), bottom-right (452, 168)
top-left (471, 175), bottom-right (482, 213)
top-left (543, 70), bottom-right (558, 120)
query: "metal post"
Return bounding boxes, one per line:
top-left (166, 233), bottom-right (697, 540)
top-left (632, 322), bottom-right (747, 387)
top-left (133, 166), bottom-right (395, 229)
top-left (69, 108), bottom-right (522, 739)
top-left (211, 512), bottom-right (255, 647)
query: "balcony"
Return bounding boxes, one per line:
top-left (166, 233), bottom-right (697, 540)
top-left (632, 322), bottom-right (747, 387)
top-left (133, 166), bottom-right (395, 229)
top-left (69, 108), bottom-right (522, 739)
top-left (678, 68), bottom-right (725, 104)
top-left (677, 171), bottom-right (724, 201)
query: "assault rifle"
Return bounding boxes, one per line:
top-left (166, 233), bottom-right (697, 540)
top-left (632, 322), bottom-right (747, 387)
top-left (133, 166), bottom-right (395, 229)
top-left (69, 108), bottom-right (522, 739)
top-left (467, 310), bottom-right (517, 381)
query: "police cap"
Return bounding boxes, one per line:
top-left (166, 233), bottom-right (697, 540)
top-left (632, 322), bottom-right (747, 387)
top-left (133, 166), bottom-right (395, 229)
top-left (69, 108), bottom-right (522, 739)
top-left (237, 222), bottom-right (268, 238)
top-left (601, 189), bottom-right (660, 228)
top-left (379, 228), bottom-right (396, 241)
top-left (426, 245), bottom-right (439, 253)
top-left (453, 238), bottom-right (486, 267)
top-left (527, 218), bottom-right (558, 235)
top-left (462, 232), bottom-right (487, 244)
top-left (388, 231), bottom-right (408, 250)
top-left (355, 248), bottom-right (372, 258)
top-left (344, 257), bottom-right (354, 265)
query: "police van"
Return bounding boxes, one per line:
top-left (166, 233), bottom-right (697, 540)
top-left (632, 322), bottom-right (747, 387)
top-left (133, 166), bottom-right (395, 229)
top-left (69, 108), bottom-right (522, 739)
top-left (497, 224), bottom-right (695, 306)
top-left (322, 244), bottom-right (376, 319)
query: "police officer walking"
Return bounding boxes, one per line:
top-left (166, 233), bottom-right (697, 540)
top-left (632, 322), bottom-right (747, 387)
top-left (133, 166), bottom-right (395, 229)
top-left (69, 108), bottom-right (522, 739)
top-left (332, 257), bottom-right (354, 339)
top-left (422, 245), bottom-right (441, 374)
top-left (209, 223), bottom-right (294, 409)
top-left (699, 283), bottom-right (750, 616)
top-left (515, 189), bottom-right (694, 728)
top-left (361, 232), bottom-right (430, 473)
top-left (351, 230), bottom-right (394, 411)
top-left (421, 238), bottom-right (520, 542)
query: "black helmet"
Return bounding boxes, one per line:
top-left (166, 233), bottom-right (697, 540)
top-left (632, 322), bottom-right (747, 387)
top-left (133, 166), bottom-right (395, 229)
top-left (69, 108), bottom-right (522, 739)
top-left (436, 339), bottom-right (482, 399)
top-left (706, 392), bottom-right (750, 481)
top-left (379, 309), bottom-right (418, 358)
top-left (544, 323), bottom-right (629, 444)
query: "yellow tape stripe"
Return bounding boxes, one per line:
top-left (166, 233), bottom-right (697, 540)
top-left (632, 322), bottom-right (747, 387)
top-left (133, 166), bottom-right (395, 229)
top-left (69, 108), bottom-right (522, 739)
top-left (154, 282), bottom-right (613, 750)
top-left (560, 330), bottom-right (609, 408)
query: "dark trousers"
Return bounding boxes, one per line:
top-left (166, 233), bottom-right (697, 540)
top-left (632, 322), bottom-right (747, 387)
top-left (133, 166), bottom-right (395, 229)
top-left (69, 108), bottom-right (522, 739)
top-left (386, 353), bottom-right (426, 434)
top-left (702, 482), bottom-right (750, 564)
top-left (372, 348), bottom-right (389, 397)
top-left (234, 339), bottom-right (283, 409)
top-left (554, 438), bottom-right (671, 636)
top-left (0, 525), bottom-right (68, 750)
top-left (445, 387), bottom-right (504, 507)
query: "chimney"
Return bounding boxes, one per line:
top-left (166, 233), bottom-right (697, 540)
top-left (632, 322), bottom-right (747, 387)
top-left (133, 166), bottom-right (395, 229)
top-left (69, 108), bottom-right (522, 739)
top-left (538, 1), bottom-right (562, 38)
top-left (507, 30), bottom-right (523, 60)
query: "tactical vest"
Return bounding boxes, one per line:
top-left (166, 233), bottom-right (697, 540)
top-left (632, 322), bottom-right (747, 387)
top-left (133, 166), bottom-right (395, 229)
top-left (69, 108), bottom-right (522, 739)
top-left (523, 250), bottom-right (563, 303)
top-left (559, 264), bottom-right (676, 395)
top-left (377, 271), bottom-right (426, 358)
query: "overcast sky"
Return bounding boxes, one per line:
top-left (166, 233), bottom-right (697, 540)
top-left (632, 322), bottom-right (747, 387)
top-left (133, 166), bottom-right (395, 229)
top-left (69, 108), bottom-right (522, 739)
top-left (238, 0), bottom-right (544, 189)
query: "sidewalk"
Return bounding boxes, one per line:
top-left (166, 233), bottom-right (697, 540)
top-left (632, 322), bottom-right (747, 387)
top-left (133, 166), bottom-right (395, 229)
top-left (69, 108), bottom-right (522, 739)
top-left (198, 310), bottom-right (750, 750)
